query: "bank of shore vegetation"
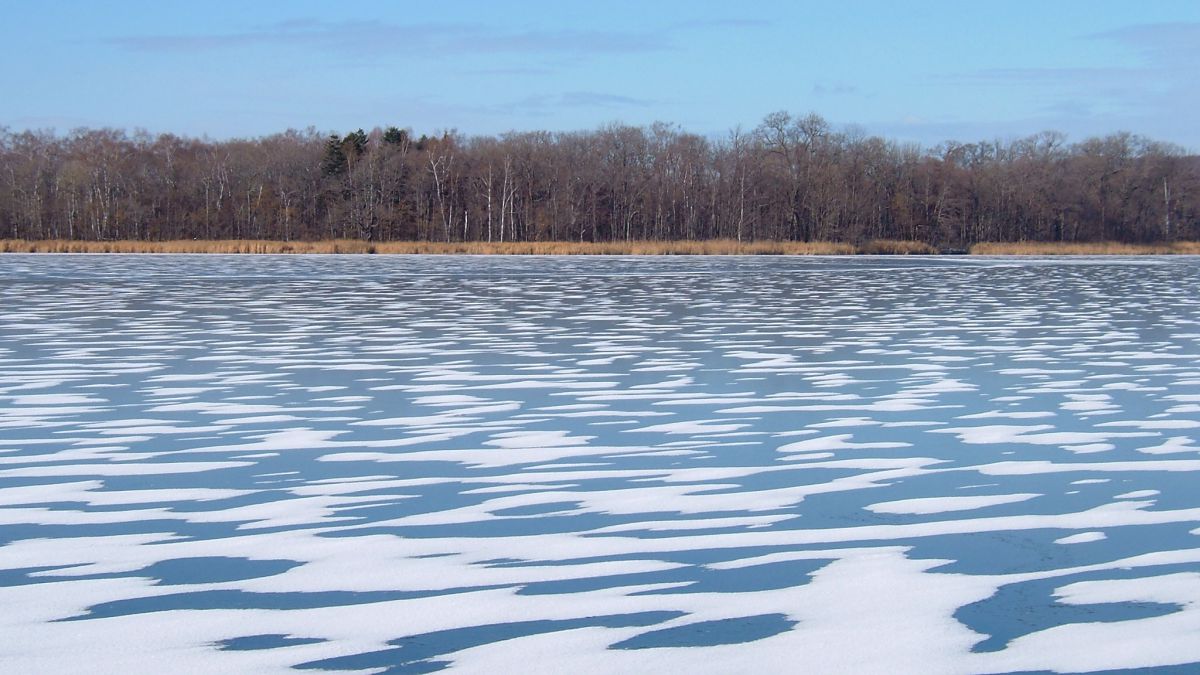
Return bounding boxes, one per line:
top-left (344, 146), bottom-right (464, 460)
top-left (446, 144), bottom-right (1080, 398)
top-left (5, 238), bottom-right (1197, 255)
top-left (2, 112), bottom-right (1197, 253)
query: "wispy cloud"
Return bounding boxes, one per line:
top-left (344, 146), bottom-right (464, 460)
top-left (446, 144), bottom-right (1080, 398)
top-left (1087, 21), bottom-right (1200, 65)
top-left (489, 91), bottom-right (659, 117)
top-left (812, 82), bottom-right (859, 96)
top-left (963, 65), bottom-right (1152, 115)
top-left (558, 91), bottom-right (655, 108)
top-left (968, 66), bottom-right (1140, 84)
top-left (105, 19), bottom-right (670, 57)
top-left (950, 21), bottom-right (1200, 127)
top-left (460, 66), bottom-right (554, 77)
top-left (668, 19), bottom-right (771, 31)
top-left (104, 15), bottom-right (770, 60)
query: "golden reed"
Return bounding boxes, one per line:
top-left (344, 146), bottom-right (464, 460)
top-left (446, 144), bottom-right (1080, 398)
top-left (4, 239), bottom-right (1194, 255)
top-left (970, 241), bottom-right (1200, 255)
top-left (0, 239), bottom-right (860, 255)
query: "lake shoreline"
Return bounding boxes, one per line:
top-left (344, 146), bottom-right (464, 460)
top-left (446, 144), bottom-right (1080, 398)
top-left (2, 239), bottom-right (1198, 256)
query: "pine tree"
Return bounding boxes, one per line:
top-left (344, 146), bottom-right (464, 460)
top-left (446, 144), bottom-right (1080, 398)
top-left (321, 134), bottom-right (347, 176)
top-left (383, 126), bottom-right (408, 146)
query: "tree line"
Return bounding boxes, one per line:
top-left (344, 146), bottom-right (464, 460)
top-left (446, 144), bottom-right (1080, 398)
top-left (1, 112), bottom-right (1196, 245)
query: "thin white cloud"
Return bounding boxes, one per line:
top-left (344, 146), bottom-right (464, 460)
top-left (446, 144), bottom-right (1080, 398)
top-left (485, 91), bottom-right (659, 117)
top-left (104, 16), bottom-right (770, 60)
top-left (106, 20), bottom-right (669, 57)
top-left (936, 21), bottom-right (1200, 147)
top-left (1087, 21), bottom-right (1200, 65)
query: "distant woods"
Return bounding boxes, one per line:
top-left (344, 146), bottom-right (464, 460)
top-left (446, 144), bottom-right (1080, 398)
top-left (1, 112), bottom-right (1196, 245)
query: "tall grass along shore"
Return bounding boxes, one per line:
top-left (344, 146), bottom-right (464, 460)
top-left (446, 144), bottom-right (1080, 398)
top-left (969, 241), bottom-right (1200, 255)
top-left (1, 238), bottom-right (1196, 255)
top-left (0, 239), bottom-right (858, 255)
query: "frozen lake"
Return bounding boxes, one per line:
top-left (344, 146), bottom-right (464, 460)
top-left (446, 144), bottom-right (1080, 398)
top-left (2, 254), bottom-right (1199, 673)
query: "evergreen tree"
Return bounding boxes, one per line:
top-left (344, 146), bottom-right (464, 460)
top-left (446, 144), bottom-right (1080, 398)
top-left (343, 129), bottom-right (368, 159)
top-left (383, 126), bottom-right (408, 146)
top-left (321, 134), bottom-right (347, 176)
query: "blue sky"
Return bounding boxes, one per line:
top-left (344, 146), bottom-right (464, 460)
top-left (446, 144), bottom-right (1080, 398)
top-left (4, 1), bottom-right (1199, 149)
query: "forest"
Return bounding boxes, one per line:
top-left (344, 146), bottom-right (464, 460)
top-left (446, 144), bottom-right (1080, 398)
top-left (1, 111), bottom-right (1196, 246)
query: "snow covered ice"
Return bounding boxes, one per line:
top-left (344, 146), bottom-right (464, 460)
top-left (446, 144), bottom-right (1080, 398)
top-left (1, 253), bottom-right (1199, 673)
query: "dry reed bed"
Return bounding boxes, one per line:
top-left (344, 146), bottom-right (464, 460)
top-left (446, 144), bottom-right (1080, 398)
top-left (6, 239), bottom-right (1195, 255)
top-left (970, 241), bottom-right (1200, 255)
top-left (0, 239), bottom-right (378, 254)
top-left (1, 239), bottom-right (860, 255)
top-left (857, 239), bottom-right (938, 255)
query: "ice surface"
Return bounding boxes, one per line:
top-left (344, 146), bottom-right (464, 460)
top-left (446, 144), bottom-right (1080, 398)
top-left (1054, 531), bottom-right (1107, 544)
top-left (866, 493), bottom-right (1040, 515)
top-left (1, 254), bottom-right (1199, 673)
